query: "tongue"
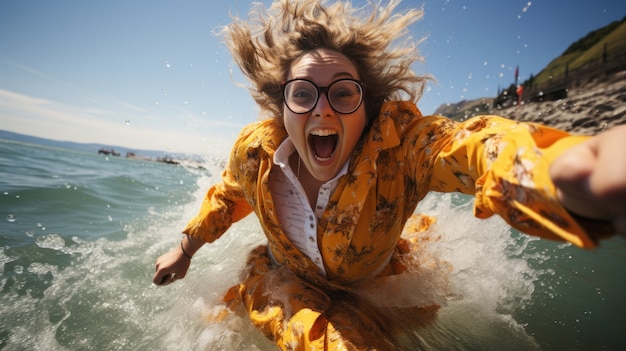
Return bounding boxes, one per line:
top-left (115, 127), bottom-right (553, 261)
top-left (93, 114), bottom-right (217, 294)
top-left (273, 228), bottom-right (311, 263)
top-left (312, 135), bottom-right (336, 159)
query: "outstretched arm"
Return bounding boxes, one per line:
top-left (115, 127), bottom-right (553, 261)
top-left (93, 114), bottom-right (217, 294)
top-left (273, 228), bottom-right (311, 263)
top-left (551, 124), bottom-right (626, 238)
top-left (151, 123), bottom-right (261, 286)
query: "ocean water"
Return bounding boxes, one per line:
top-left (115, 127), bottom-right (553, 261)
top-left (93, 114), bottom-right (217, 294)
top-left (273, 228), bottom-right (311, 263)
top-left (1, 138), bottom-right (625, 351)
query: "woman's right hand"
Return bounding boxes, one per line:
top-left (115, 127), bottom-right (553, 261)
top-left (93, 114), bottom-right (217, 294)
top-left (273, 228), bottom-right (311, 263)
top-left (153, 235), bottom-right (203, 286)
top-left (152, 244), bottom-right (191, 286)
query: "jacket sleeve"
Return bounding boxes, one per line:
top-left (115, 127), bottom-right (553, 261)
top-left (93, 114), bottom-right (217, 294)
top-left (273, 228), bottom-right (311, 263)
top-left (422, 114), bottom-right (597, 248)
top-left (182, 126), bottom-right (256, 243)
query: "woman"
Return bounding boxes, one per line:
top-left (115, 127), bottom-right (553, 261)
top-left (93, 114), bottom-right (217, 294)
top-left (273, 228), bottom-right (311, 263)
top-left (153, 0), bottom-right (626, 349)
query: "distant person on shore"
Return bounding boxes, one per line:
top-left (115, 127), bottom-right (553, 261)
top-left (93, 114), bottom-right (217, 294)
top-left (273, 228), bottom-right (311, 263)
top-left (153, 0), bottom-right (626, 349)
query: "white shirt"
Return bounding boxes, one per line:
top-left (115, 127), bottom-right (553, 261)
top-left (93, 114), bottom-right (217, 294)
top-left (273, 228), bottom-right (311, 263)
top-left (270, 138), bottom-right (349, 277)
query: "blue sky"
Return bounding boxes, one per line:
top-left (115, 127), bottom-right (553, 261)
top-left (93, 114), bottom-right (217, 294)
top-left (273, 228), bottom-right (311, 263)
top-left (1, 0), bottom-right (625, 155)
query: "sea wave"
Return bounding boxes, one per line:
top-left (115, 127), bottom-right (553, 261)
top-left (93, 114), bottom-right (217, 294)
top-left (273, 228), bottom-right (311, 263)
top-left (1, 140), bottom-right (625, 350)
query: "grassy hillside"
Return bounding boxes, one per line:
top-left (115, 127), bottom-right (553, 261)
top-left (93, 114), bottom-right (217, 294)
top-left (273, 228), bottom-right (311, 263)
top-left (436, 16), bottom-right (626, 120)
top-left (533, 16), bottom-right (626, 86)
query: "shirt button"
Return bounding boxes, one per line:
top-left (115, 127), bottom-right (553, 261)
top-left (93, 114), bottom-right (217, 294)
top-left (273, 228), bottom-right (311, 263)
top-left (310, 223), bottom-right (314, 229)
top-left (309, 236), bottom-right (315, 242)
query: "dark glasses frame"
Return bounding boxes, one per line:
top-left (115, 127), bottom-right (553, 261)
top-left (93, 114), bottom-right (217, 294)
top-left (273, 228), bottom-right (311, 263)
top-left (281, 78), bottom-right (365, 115)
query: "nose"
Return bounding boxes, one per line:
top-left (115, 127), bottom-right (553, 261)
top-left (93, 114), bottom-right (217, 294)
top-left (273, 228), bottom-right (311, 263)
top-left (312, 92), bottom-right (333, 117)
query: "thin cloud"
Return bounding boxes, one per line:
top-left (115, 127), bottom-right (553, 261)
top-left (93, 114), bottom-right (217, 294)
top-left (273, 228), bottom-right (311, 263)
top-left (0, 88), bottom-right (240, 155)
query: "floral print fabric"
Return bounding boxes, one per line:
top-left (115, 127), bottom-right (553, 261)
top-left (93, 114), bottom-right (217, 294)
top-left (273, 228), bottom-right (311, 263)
top-left (183, 100), bottom-right (595, 350)
top-left (184, 100), bottom-right (593, 285)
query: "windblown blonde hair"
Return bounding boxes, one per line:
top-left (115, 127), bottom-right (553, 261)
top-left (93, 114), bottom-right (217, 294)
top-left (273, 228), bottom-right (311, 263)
top-left (222, 0), bottom-right (428, 124)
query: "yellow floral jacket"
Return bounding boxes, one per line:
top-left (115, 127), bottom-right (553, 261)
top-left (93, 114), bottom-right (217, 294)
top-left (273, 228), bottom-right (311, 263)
top-left (183, 101), bottom-right (594, 285)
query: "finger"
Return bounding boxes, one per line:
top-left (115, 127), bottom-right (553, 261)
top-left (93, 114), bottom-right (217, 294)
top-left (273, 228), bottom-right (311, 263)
top-left (155, 273), bottom-right (174, 286)
top-left (590, 126), bottom-right (626, 211)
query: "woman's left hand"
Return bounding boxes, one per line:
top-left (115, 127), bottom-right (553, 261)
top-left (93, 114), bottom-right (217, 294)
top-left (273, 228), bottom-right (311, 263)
top-left (550, 124), bottom-right (626, 239)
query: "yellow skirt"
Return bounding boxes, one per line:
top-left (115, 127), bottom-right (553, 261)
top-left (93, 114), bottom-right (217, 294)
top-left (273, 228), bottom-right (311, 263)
top-left (222, 214), bottom-right (448, 350)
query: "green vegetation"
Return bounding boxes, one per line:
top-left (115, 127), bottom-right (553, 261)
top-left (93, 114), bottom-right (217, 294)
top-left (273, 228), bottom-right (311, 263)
top-left (533, 16), bottom-right (626, 86)
top-left (435, 16), bottom-right (626, 119)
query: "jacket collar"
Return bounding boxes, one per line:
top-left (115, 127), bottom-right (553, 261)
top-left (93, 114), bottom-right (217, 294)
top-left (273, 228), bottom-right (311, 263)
top-left (352, 100), bottom-right (422, 167)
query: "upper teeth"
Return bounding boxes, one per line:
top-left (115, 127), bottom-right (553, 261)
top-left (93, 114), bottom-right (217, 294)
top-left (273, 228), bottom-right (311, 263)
top-left (311, 129), bottom-right (337, 136)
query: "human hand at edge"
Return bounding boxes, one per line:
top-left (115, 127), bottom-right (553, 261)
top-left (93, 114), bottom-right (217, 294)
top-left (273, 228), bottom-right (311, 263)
top-left (550, 124), bottom-right (626, 240)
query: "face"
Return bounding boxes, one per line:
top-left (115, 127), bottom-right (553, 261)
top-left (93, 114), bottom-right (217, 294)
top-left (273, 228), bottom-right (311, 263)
top-left (283, 48), bottom-right (367, 182)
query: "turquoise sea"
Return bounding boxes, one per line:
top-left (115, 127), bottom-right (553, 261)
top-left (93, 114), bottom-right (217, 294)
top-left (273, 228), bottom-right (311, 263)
top-left (1, 138), bottom-right (625, 350)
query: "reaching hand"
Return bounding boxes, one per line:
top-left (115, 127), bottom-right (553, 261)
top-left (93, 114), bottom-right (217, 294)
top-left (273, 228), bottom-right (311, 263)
top-left (551, 124), bottom-right (626, 239)
top-left (152, 244), bottom-right (191, 286)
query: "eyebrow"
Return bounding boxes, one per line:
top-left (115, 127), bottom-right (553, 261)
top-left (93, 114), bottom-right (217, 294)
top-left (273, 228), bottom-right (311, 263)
top-left (332, 72), bottom-right (356, 79)
top-left (294, 72), bottom-right (358, 82)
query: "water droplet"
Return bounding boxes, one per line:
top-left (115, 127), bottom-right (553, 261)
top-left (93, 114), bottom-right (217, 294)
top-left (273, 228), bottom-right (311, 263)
top-left (108, 215), bottom-right (113, 222)
top-left (7, 214), bottom-right (16, 222)
top-left (165, 61), bottom-right (171, 68)
top-left (125, 120), bottom-right (130, 126)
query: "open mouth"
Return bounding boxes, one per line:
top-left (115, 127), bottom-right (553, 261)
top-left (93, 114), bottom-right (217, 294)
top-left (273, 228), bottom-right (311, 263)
top-left (309, 129), bottom-right (338, 162)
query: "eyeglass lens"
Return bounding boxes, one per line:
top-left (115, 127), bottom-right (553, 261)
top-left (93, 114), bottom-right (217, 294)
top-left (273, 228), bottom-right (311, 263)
top-left (283, 79), bottom-right (363, 114)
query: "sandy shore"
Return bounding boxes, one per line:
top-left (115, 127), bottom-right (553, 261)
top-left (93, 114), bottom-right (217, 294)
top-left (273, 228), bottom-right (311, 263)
top-left (495, 70), bottom-right (626, 135)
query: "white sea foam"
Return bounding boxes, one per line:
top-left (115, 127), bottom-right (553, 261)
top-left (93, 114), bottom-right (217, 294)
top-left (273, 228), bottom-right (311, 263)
top-left (35, 233), bottom-right (66, 251)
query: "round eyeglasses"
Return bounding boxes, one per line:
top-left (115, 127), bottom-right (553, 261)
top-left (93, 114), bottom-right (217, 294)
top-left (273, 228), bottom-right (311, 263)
top-left (282, 78), bottom-right (365, 115)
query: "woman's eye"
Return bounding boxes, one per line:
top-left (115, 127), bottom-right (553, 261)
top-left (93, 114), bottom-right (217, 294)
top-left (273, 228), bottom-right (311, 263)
top-left (333, 89), bottom-right (353, 98)
top-left (292, 89), bottom-right (315, 102)
top-left (293, 90), bottom-right (312, 98)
